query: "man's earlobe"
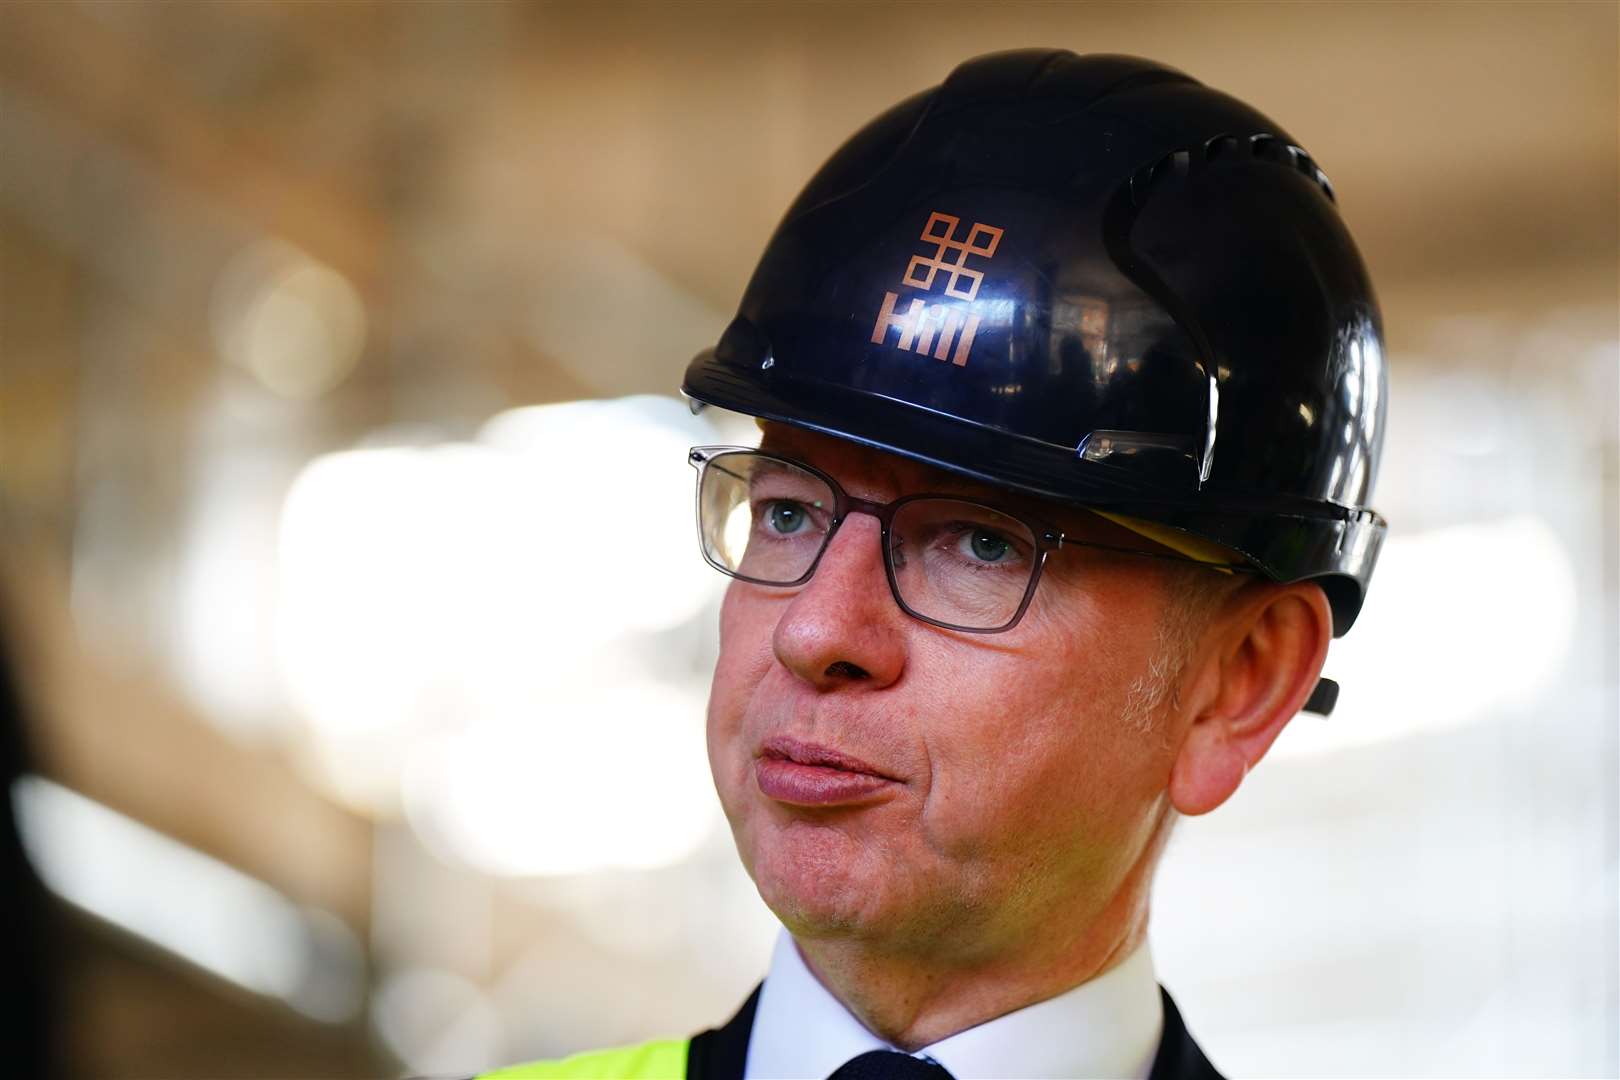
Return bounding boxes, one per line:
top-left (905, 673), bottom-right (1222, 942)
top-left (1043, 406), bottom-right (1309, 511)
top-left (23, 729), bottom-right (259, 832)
top-left (1168, 584), bottom-right (1333, 816)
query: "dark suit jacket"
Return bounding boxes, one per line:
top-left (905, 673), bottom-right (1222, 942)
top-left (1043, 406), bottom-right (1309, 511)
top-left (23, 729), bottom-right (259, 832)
top-left (687, 984), bottom-right (1223, 1080)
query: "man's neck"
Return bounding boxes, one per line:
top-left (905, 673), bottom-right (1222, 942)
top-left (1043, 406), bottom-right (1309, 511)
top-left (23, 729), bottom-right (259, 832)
top-left (790, 854), bottom-right (1157, 1051)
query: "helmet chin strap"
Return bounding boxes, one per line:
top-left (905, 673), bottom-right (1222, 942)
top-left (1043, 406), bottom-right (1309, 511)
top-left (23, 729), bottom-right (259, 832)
top-left (1303, 679), bottom-right (1339, 717)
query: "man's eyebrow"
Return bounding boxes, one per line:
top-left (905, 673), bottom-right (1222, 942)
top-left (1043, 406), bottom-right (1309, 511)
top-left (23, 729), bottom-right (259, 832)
top-left (746, 458), bottom-right (806, 483)
top-left (762, 443), bottom-right (1034, 504)
top-left (926, 474), bottom-right (1015, 499)
top-left (890, 467), bottom-right (1048, 508)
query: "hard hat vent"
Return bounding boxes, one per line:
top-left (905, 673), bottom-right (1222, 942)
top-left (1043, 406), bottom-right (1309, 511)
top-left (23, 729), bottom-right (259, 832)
top-left (1128, 133), bottom-right (1337, 208)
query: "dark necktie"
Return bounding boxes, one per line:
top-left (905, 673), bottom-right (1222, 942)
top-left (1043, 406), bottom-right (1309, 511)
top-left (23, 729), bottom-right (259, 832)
top-left (827, 1049), bottom-right (957, 1080)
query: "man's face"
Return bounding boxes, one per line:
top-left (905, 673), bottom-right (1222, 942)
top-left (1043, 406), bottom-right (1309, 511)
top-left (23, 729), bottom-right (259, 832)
top-left (706, 424), bottom-right (1192, 961)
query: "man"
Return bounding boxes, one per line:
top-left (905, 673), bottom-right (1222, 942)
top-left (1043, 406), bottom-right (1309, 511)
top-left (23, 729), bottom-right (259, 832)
top-left (476, 47), bottom-right (1385, 1080)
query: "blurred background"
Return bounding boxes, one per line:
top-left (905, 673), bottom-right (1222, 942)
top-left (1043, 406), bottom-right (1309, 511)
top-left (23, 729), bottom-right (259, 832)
top-left (0, 2), bottom-right (1615, 1077)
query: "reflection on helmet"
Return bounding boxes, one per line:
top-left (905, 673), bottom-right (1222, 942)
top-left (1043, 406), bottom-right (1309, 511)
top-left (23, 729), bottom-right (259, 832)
top-left (682, 49), bottom-right (1387, 635)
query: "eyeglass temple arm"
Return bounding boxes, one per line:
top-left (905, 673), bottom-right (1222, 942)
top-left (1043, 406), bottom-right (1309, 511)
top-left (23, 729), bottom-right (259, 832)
top-left (1051, 534), bottom-right (1261, 572)
top-left (1052, 534), bottom-right (1339, 717)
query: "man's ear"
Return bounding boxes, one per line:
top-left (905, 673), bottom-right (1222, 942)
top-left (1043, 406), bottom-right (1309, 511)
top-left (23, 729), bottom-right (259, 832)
top-left (1168, 582), bottom-right (1333, 816)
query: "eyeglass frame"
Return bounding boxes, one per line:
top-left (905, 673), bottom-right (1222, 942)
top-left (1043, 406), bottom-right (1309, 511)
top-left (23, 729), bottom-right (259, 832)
top-left (687, 445), bottom-right (1253, 635)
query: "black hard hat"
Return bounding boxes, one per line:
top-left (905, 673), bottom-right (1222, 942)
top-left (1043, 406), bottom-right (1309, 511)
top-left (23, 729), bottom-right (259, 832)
top-left (682, 49), bottom-right (1387, 636)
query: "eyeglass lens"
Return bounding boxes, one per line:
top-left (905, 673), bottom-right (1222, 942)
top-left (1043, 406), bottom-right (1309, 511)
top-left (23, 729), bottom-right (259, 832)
top-left (697, 451), bottom-right (1039, 631)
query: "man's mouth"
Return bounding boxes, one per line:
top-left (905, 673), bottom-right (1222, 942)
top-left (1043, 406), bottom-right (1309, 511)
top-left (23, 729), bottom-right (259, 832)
top-left (760, 736), bottom-right (896, 778)
top-left (755, 736), bottom-right (900, 806)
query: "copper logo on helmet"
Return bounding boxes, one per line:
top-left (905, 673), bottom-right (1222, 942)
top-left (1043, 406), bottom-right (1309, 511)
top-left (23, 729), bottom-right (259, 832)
top-left (871, 211), bottom-right (1003, 367)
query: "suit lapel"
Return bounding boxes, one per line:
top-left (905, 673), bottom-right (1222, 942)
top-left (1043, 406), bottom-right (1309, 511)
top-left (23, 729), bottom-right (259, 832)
top-left (685, 984), bottom-right (761, 1080)
top-left (1147, 987), bottom-right (1224, 1080)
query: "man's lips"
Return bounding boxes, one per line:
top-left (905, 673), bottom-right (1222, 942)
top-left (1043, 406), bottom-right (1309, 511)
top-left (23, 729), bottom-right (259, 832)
top-left (759, 736), bottom-right (897, 778)
top-left (755, 736), bottom-right (901, 806)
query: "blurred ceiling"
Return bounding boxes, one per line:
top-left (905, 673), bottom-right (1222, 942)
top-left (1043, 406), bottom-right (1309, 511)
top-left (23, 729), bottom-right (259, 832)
top-left (3, 1), bottom-right (1615, 378)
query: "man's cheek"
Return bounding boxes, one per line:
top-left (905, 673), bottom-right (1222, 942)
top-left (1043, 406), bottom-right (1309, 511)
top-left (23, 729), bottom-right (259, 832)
top-left (716, 588), bottom-right (782, 693)
top-left (709, 588), bottom-right (778, 776)
top-left (717, 582), bottom-right (763, 655)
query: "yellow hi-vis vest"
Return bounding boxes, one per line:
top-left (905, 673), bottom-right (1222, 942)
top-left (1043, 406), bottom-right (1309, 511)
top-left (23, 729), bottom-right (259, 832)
top-left (476, 984), bottom-right (756, 1080)
top-left (478, 1039), bottom-right (689, 1079)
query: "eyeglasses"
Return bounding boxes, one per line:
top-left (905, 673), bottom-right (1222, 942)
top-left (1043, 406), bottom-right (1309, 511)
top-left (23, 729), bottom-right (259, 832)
top-left (687, 446), bottom-right (1225, 634)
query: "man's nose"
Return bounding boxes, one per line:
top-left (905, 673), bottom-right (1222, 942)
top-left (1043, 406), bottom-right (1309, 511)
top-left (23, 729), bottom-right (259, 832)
top-left (771, 514), bottom-right (907, 691)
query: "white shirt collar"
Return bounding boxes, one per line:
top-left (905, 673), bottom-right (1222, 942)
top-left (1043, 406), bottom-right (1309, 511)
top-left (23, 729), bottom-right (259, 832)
top-left (743, 927), bottom-right (1164, 1080)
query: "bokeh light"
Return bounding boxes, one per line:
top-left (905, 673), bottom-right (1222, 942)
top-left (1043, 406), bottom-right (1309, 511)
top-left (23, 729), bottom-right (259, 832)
top-left (212, 241), bottom-right (367, 400)
top-left (277, 395), bottom-right (723, 848)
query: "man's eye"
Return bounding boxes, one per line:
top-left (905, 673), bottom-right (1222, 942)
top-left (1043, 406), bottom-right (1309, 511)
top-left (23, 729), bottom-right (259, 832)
top-left (960, 529), bottom-right (1012, 563)
top-left (763, 500), bottom-right (810, 535)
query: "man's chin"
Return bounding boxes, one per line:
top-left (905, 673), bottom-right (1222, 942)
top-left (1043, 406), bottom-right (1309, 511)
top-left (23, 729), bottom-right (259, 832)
top-left (745, 826), bottom-right (897, 937)
top-left (759, 880), bottom-right (886, 940)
